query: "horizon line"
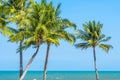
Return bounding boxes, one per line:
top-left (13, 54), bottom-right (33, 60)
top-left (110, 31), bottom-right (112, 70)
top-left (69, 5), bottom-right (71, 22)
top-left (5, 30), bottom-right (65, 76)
top-left (0, 70), bottom-right (120, 72)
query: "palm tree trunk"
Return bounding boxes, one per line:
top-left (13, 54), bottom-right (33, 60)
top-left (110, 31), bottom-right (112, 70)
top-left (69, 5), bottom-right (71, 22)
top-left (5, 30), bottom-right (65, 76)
top-left (93, 47), bottom-right (99, 80)
top-left (20, 40), bottom-right (23, 78)
top-left (43, 42), bottom-right (51, 80)
top-left (20, 41), bottom-right (41, 80)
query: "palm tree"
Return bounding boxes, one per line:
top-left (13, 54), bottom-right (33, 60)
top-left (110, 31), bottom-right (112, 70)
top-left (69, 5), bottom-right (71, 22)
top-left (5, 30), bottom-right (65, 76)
top-left (43, 2), bottom-right (76, 80)
top-left (7, 0), bottom-right (31, 78)
top-left (19, 0), bottom-right (49, 79)
top-left (42, 2), bottom-right (60, 80)
top-left (75, 21), bottom-right (113, 80)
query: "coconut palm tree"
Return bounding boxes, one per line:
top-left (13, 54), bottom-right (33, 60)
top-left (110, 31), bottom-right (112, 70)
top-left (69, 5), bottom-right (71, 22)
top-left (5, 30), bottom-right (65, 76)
top-left (19, 0), bottom-right (49, 79)
top-left (7, 0), bottom-right (31, 78)
top-left (42, 3), bottom-right (76, 79)
top-left (43, 4), bottom-right (61, 80)
top-left (75, 21), bottom-right (113, 80)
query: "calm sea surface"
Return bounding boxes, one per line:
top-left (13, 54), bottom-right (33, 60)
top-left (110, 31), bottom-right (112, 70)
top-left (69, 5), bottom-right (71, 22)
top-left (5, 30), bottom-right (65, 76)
top-left (0, 71), bottom-right (120, 80)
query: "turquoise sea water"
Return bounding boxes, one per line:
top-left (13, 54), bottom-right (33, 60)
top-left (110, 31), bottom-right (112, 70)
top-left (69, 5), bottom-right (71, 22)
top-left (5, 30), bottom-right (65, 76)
top-left (0, 71), bottom-right (120, 80)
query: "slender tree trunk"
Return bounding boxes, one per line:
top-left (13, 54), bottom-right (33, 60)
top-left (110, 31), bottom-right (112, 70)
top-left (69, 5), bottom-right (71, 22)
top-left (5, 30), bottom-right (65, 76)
top-left (20, 41), bottom-right (41, 80)
top-left (93, 47), bottom-right (99, 80)
top-left (43, 43), bottom-right (51, 80)
top-left (20, 40), bottom-right (23, 78)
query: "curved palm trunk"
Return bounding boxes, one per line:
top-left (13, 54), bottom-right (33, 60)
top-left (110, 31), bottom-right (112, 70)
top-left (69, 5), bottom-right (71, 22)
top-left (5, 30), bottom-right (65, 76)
top-left (20, 41), bottom-right (41, 80)
top-left (93, 47), bottom-right (99, 80)
top-left (20, 40), bottom-right (23, 78)
top-left (43, 43), bottom-right (51, 80)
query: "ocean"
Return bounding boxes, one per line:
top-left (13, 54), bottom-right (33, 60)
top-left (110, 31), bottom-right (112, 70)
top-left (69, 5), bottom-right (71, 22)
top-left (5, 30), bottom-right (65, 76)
top-left (0, 71), bottom-right (120, 80)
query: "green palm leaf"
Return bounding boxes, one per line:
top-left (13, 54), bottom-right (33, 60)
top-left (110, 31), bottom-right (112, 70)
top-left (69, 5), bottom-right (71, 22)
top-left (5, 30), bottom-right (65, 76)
top-left (98, 36), bottom-right (111, 43)
top-left (75, 42), bottom-right (91, 50)
top-left (99, 44), bottom-right (113, 53)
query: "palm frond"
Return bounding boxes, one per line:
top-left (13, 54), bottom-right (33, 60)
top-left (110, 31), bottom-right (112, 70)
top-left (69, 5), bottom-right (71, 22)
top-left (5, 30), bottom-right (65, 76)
top-left (1, 25), bottom-right (12, 36)
top-left (56, 29), bottom-right (75, 44)
top-left (44, 37), bottom-right (60, 46)
top-left (61, 18), bottom-right (76, 29)
top-left (24, 36), bottom-right (37, 48)
top-left (99, 44), bottom-right (113, 53)
top-left (99, 36), bottom-right (111, 43)
top-left (35, 24), bottom-right (48, 37)
top-left (64, 33), bottom-right (76, 45)
top-left (78, 30), bottom-right (91, 41)
top-left (9, 30), bottom-right (31, 43)
top-left (75, 42), bottom-right (91, 50)
top-left (98, 34), bottom-right (105, 41)
top-left (7, 27), bottom-right (19, 33)
top-left (55, 3), bottom-right (61, 16)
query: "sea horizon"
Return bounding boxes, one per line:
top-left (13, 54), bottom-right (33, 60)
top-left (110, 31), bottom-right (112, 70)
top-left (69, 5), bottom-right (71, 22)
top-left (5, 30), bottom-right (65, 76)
top-left (1, 71), bottom-right (120, 80)
top-left (1, 70), bottom-right (120, 71)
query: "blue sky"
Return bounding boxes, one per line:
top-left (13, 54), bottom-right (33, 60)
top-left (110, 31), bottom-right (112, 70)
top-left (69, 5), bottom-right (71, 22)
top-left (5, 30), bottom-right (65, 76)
top-left (0, 0), bottom-right (120, 71)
